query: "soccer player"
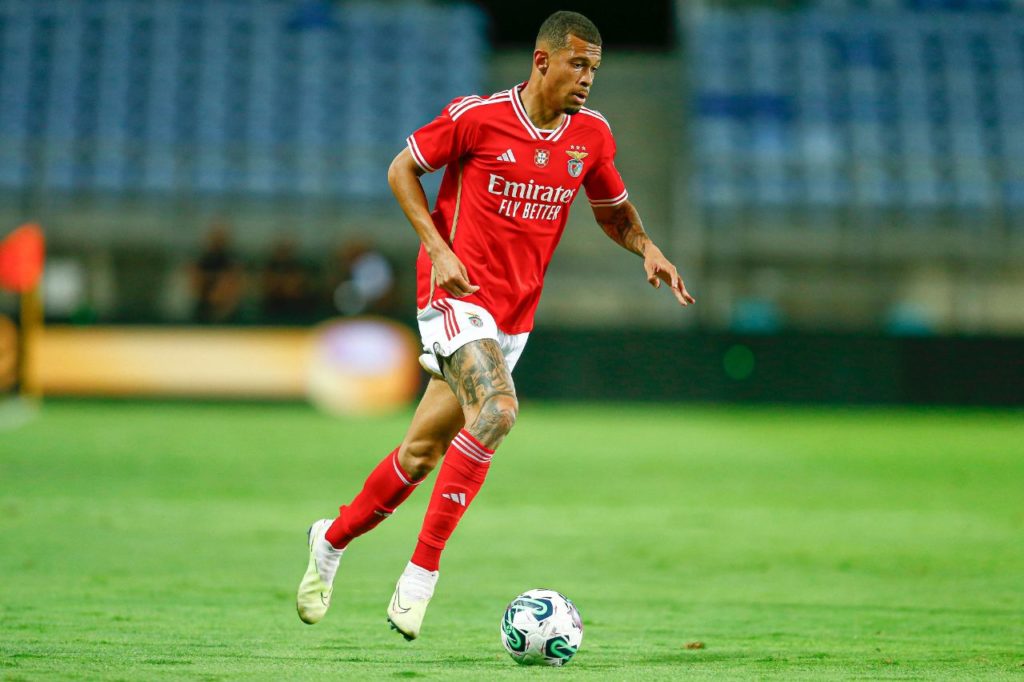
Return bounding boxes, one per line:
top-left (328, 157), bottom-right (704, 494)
top-left (297, 10), bottom-right (695, 640)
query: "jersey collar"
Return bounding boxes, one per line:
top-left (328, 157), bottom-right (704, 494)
top-left (509, 82), bottom-right (572, 143)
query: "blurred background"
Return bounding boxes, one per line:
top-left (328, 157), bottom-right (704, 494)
top-left (0, 0), bottom-right (1021, 409)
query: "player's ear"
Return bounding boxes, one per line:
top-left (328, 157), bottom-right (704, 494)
top-left (534, 49), bottom-right (549, 76)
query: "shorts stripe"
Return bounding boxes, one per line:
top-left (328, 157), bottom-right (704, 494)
top-left (417, 299), bottom-right (531, 378)
top-left (431, 300), bottom-right (453, 339)
top-left (436, 299), bottom-right (460, 339)
top-left (433, 301), bottom-right (451, 339)
top-left (443, 300), bottom-right (461, 335)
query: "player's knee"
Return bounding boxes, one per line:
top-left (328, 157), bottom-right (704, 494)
top-left (477, 393), bottom-right (518, 439)
top-left (399, 439), bottom-right (445, 481)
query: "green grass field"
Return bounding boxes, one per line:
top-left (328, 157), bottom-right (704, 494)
top-left (1, 400), bottom-right (1022, 680)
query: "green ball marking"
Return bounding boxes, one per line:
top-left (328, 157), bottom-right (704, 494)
top-left (544, 636), bottom-right (578, 663)
top-left (501, 610), bottom-right (527, 653)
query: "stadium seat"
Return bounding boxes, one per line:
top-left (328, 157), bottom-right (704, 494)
top-left (0, 0), bottom-right (486, 199)
top-left (687, 1), bottom-right (1024, 213)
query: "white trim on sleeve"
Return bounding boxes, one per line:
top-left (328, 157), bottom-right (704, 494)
top-left (406, 134), bottom-right (436, 173)
top-left (588, 189), bottom-right (629, 207)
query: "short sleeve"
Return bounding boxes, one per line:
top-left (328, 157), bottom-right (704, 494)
top-left (582, 127), bottom-right (628, 208)
top-left (406, 97), bottom-right (479, 173)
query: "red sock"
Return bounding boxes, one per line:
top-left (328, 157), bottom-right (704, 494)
top-left (411, 430), bottom-right (494, 571)
top-left (325, 448), bottom-right (422, 549)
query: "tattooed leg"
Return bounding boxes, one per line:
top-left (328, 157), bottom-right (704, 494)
top-left (402, 338), bottom-right (519, 576)
top-left (440, 339), bottom-right (519, 449)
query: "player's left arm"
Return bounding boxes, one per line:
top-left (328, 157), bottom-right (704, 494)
top-left (592, 200), bottom-right (695, 306)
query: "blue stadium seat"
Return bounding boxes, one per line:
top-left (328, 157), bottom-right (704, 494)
top-left (687, 3), bottom-right (1024, 213)
top-left (0, 0), bottom-right (486, 199)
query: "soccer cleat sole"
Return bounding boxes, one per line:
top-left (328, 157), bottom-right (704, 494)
top-left (387, 617), bottom-right (416, 641)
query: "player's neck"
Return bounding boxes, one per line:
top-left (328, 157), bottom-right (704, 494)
top-left (519, 80), bottom-right (565, 130)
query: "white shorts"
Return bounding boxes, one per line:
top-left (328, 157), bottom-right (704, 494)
top-left (416, 298), bottom-right (529, 378)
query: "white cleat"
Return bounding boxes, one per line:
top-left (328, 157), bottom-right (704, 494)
top-left (296, 518), bottom-right (344, 625)
top-left (386, 562), bottom-right (439, 641)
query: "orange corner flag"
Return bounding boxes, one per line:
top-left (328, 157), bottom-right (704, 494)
top-left (0, 223), bottom-right (45, 293)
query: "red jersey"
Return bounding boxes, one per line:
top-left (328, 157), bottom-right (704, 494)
top-left (406, 83), bottom-right (628, 334)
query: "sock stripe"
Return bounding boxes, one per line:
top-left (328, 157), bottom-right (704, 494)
top-left (458, 449), bottom-right (491, 464)
top-left (453, 443), bottom-right (491, 463)
top-left (452, 432), bottom-right (493, 464)
top-left (326, 447), bottom-right (418, 549)
top-left (453, 431), bottom-right (492, 457)
top-left (391, 451), bottom-right (417, 486)
top-left (413, 431), bottom-right (496, 570)
top-left (457, 430), bottom-right (494, 454)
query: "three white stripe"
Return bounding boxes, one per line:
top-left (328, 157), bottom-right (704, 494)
top-left (450, 94), bottom-right (511, 121)
top-left (431, 299), bottom-right (459, 340)
top-left (409, 93), bottom-right (513, 173)
top-left (441, 491), bottom-right (467, 506)
top-left (578, 107), bottom-right (612, 131)
top-left (412, 88), bottom-right (602, 173)
top-left (453, 432), bottom-right (493, 464)
top-left (412, 91), bottom-right (623, 205)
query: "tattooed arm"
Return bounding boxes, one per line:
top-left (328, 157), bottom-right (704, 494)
top-left (592, 200), bottom-right (696, 306)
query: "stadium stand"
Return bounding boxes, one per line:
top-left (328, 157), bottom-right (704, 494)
top-left (0, 0), bottom-right (486, 199)
top-left (687, 1), bottom-right (1024, 213)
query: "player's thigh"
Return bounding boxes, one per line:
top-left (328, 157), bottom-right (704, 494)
top-left (399, 377), bottom-right (464, 466)
top-left (442, 338), bottom-right (517, 424)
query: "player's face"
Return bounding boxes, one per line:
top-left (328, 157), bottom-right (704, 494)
top-left (547, 35), bottom-right (601, 115)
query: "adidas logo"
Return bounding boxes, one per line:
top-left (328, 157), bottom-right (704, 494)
top-left (497, 148), bottom-right (517, 163)
top-left (441, 492), bottom-right (467, 506)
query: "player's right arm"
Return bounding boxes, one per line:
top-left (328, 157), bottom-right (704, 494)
top-left (387, 148), bottom-right (478, 298)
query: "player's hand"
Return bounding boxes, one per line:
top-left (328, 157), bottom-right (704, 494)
top-left (643, 244), bottom-right (695, 306)
top-left (431, 248), bottom-right (480, 298)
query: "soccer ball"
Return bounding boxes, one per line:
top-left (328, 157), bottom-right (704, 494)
top-left (500, 588), bottom-right (583, 666)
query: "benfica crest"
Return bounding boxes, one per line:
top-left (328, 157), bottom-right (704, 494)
top-left (534, 148), bottom-right (550, 168)
top-left (566, 149), bottom-right (588, 177)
